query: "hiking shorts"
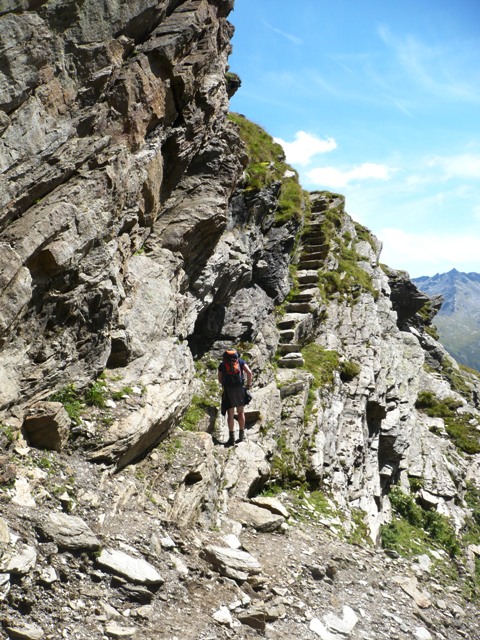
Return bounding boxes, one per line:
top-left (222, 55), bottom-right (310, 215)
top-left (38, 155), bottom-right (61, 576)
top-left (224, 384), bottom-right (246, 409)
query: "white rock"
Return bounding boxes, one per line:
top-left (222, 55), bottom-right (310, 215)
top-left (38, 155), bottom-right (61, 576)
top-left (324, 605), bottom-right (358, 634)
top-left (309, 617), bottom-right (337, 640)
top-left (160, 534), bottom-right (176, 549)
top-left (250, 496), bottom-right (290, 519)
top-left (39, 566), bottom-right (58, 584)
top-left (1, 544), bottom-right (37, 574)
top-left (414, 627), bottom-right (432, 640)
top-left (0, 518), bottom-right (10, 546)
top-left (105, 621), bottom-right (137, 638)
top-left (97, 548), bottom-right (163, 585)
top-left (212, 605), bottom-right (233, 626)
top-left (12, 476), bottom-right (36, 507)
top-left (223, 533), bottom-right (242, 549)
top-left (169, 553), bottom-right (189, 576)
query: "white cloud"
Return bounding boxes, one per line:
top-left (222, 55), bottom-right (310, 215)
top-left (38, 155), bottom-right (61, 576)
top-left (274, 131), bottom-right (337, 166)
top-left (379, 227), bottom-right (480, 277)
top-left (426, 154), bottom-right (480, 179)
top-left (263, 21), bottom-right (303, 46)
top-left (307, 163), bottom-right (394, 188)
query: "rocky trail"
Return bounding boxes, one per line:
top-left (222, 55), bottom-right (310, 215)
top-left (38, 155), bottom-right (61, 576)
top-left (1, 439), bottom-right (479, 640)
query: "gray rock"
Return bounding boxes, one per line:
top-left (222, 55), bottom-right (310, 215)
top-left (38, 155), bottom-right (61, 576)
top-left (1, 544), bottom-right (37, 575)
top-left (22, 402), bottom-right (70, 451)
top-left (4, 623), bottom-right (44, 640)
top-left (97, 548), bottom-right (163, 586)
top-left (37, 512), bottom-right (100, 551)
top-left (202, 545), bottom-right (262, 582)
top-left (230, 501), bottom-right (285, 532)
top-left (250, 496), bottom-right (290, 518)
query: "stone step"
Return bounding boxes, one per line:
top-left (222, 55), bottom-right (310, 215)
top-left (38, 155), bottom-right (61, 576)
top-left (284, 302), bottom-right (315, 314)
top-left (302, 242), bottom-right (326, 252)
top-left (298, 259), bottom-right (323, 270)
top-left (297, 270), bottom-right (318, 284)
top-left (277, 318), bottom-right (295, 330)
top-left (301, 233), bottom-right (325, 244)
top-left (290, 290), bottom-right (316, 303)
top-left (279, 329), bottom-right (295, 343)
top-left (301, 251), bottom-right (326, 262)
top-left (277, 343), bottom-right (302, 354)
top-left (298, 282), bottom-right (318, 290)
top-left (278, 353), bottom-right (305, 368)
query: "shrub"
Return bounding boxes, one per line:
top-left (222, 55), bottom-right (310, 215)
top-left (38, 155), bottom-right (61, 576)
top-left (340, 360), bottom-right (361, 382)
top-left (85, 380), bottom-right (108, 408)
top-left (383, 487), bottom-right (459, 557)
top-left (49, 384), bottom-right (84, 425)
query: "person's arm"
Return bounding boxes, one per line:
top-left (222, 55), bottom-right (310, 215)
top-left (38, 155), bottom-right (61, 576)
top-left (218, 368), bottom-right (224, 386)
top-left (243, 363), bottom-right (253, 388)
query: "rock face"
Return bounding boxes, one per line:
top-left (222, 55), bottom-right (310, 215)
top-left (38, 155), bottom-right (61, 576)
top-left (1, 2), bottom-right (480, 639)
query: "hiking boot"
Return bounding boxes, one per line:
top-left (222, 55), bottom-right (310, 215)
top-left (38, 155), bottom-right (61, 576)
top-left (237, 430), bottom-right (245, 443)
top-left (225, 432), bottom-right (236, 448)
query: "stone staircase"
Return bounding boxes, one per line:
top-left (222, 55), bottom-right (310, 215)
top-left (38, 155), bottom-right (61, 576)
top-left (276, 200), bottom-right (329, 369)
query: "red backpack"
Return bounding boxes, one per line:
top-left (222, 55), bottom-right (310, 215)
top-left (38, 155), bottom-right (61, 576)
top-left (222, 350), bottom-right (244, 386)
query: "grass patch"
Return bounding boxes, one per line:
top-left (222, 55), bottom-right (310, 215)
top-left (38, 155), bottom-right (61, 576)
top-left (301, 343), bottom-right (340, 388)
top-left (228, 112), bottom-right (306, 225)
top-left (347, 508), bottom-right (372, 546)
top-left (314, 208), bottom-right (378, 304)
top-left (415, 391), bottom-right (480, 454)
top-left (381, 487), bottom-right (459, 557)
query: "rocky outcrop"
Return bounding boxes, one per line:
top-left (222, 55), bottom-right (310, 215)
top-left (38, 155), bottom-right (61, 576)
top-left (1, 2), bottom-right (480, 638)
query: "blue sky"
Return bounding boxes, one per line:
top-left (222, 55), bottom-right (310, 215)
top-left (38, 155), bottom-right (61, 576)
top-left (228, 0), bottom-right (480, 278)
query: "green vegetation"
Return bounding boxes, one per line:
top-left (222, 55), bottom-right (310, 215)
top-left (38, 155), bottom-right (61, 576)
top-left (314, 206), bottom-right (378, 304)
top-left (85, 379), bottom-right (108, 408)
top-left (416, 300), bottom-right (439, 339)
top-left (111, 386), bottom-right (134, 400)
top-left (0, 422), bottom-right (16, 445)
top-left (178, 357), bottom-right (221, 432)
top-left (157, 434), bottom-right (183, 463)
top-left (415, 391), bottom-right (480, 454)
top-left (301, 343), bottom-right (340, 388)
top-left (49, 384), bottom-right (84, 425)
top-left (347, 508), bottom-right (372, 546)
top-left (339, 360), bottom-right (361, 382)
top-left (463, 483), bottom-right (480, 599)
top-left (381, 487), bottom-right (459, 557)
top-left (269, 432), bottom-right (304, 488)
top-left (228, 112), bottom-right (306, 225)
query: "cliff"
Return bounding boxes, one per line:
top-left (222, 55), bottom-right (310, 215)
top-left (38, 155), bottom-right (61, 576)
top-left (1, 2), bottom-right (480, 639)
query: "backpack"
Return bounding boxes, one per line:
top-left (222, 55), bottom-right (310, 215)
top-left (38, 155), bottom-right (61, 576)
top-left (222, 349), bottom-right (243, 386)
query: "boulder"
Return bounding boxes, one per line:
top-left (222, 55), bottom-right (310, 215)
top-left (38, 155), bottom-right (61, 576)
top-left (37, 512), bottom-right (101, 551)
top-left (22, 402), bottom-right (70, 451)
top-left (229, 500), bottom-right (284, 532)
top-left (97, 548), bottom-right (163, 586)
top-left (202, 545), bottom-right (262, 582)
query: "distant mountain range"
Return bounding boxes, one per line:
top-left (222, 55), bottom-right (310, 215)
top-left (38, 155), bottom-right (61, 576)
top-left (413, 269), bottom-right (480, 371)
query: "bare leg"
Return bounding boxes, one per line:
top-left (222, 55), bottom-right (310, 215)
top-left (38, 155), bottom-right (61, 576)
top-left (237, 406), bottom-right (245, 430)
top-left (227, 408), bottom-right (235, 432)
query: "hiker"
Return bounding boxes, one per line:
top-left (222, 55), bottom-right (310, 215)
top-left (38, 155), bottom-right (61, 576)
top-left (218, 349), bottom-right (253, 447)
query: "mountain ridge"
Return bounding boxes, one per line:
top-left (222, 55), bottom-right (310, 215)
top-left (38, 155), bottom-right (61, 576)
top-left (413, 269), bottom-right (480, 370)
